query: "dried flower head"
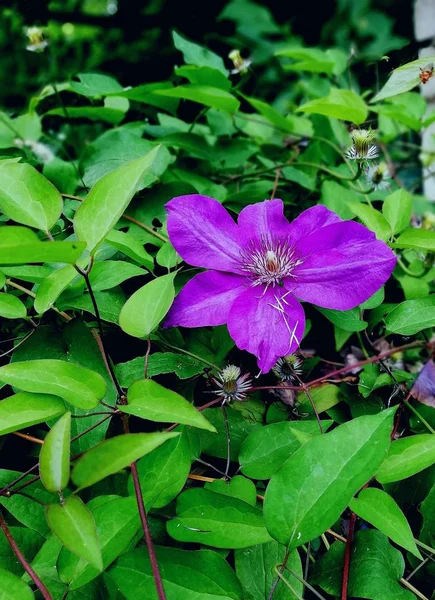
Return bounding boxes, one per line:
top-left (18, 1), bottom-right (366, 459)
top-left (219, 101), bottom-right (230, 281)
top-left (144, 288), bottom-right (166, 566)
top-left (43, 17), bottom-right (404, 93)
top-left (15, 138), bottom-right (55, 164)
top-left (214, 365), bottom-right (252, 403)
top-left (229, 49), bottom-right (251, 75)
top-left (25, 27), bottom-right (48, 53)
top-left (346, 129), bottom-right (379, 162)
top-left (273, 354), bottom-right (303, 381)
top-left (365, 162), bottom-right (391, 190)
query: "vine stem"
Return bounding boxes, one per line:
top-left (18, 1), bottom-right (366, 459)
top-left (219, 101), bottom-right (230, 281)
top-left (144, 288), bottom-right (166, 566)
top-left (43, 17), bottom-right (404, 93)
top-left (267, 548), bottom-right (290, 600)
top-left (341, 512), bottom-right (356, 600)
top-left (121, 411), bottom-right (166, 600)
top-left (0, 513), bottom-right (53, 599)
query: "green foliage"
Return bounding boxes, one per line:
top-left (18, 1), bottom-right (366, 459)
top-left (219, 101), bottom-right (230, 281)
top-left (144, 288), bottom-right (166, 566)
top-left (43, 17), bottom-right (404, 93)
top-left (0, 4), bottom-right (433, 599)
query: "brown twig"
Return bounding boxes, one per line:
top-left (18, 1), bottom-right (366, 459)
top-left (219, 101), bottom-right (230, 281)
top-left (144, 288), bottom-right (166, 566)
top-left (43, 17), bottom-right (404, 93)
top-left (0, 513), bottom-right (53, 599)
top-left (5, 279), bottom-right (72, 321)
top-left (341, 512), bottom-right (356, 600)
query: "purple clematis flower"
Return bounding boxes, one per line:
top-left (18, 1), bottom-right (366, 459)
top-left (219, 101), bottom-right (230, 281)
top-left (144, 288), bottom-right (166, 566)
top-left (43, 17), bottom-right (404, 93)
top-left (164, 196), bottom-right (396, 372)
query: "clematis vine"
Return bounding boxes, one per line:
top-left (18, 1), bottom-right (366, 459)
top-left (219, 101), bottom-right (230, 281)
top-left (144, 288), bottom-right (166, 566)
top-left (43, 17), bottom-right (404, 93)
top-left (164, 196), bottom-right (396, 372)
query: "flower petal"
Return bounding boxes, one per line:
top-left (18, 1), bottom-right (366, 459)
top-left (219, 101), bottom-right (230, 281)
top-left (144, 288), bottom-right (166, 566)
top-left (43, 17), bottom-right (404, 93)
top-left (227, 287), bottom-right (305, 373)
top-left (291, 221), bottom-right (396, 310)
top-left (237, 199), bottom-right (290, 242)
top-left (287, 205), bottom-right (342, 245)
top-left (166, 195), bottom-right (243, 272)
top-left (164, 270), bottom-right (246, 328)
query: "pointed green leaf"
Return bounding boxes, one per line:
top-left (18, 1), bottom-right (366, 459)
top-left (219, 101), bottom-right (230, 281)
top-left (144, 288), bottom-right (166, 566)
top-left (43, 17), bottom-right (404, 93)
top-left (382, 189), bottom-right (412, 234)
top-left (46, 496), bottom-right (103, 571)
top-left (34, 265), bottom-right (78, 314)
top-left (349, 487), bottom-right (422, 558)
top-left (377, 434), bottom-right (435, 483)
top-left (105, 229), bottom-right (154, 269)
top-left (39, 412), bottom-right (71, 493)
top-left (348, 202), bottom-right (391, 241)
top-left (74, 146), bottom-right (165, 253)
top-left (167, 488), bottom-right (272, 549)
top-left (154, 85), bottom-right (240, 112)
top-left (58, 496), bottom-right (141, 590)
top-left (0, 162), bottom-right (62, 231)
top-left (0, 360), bottom-right (106, 409)
top-left (297, 89), bottom-right (368, 124)
top-left (119, 272), bottom-right (175, 338)
top-left (173, 31), bottom-right (228, 75)
top-left (244, 95), bottom-right (313, 136)
top-left (0, 567), bottom-right (35, 600)
top-left (0, 392), bottom-right (66, 436)
top-left (385, 296), bottom-right (435, 335)
top-left (392, 228), bottom-right (435, 251)
top-left (71, 432), bottom-right (179, 489)
top-left (0, 292), bottom-right (26, 319)
top-left (88, 261), bottom-right (146, 292)
top-left (372, 56), bottom-right (435, 102)
top-left (124, 379), bottom-right (216, 432)
top-left (264, 409), bottom-right (395, 549)
top-left (0, 226), bottom-right (86, 265)
top-left (110, 546), bottom-right (243, 600)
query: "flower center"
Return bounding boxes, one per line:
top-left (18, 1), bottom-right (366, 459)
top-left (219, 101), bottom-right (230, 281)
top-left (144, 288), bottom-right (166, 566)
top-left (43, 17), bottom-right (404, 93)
top-left (241, 236), bottom-right (303, 288)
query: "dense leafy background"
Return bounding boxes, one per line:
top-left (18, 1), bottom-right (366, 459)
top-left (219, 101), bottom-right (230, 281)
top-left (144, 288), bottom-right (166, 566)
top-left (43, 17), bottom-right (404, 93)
top-left (0, 1), bottom-right (434, 599)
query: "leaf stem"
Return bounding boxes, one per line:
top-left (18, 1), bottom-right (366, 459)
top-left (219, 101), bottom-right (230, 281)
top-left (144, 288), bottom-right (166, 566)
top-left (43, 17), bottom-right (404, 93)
top-left (0, 513), bottom-right (53, 599)
top-left (268, 548), bottom-right (290, 600)
top-left (340, 512), bottom-right (356, 600)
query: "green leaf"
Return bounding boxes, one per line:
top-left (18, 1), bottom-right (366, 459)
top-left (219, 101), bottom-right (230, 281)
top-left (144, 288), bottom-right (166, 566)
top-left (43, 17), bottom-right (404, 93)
top-left (297, 385), bottom-right (343, 414)
top-left (115, 82), bottom-right (180, 112)
top-left (198, 406), bottom-right (259, 460)
top-left (45, 106), bottom-right (126, 125)
top-left (154, 85), bottom-right (240, 112)
top-left (0, 567), bottom-right (35, 600)
top-left (311, 530), bottom-right (414, 600)
top-left (0, 292), bottom-right (26, 319)
top-left (34, 265), bottom-right (78, 314)
top-left (382, 190), bottom-right (412, 234)
top-left (239, 421), bottom-right (330, 479)
top-left (360, 287), bottom-right (385, 310)
top-left (58, 496), bottom-right (141, 590)
top-left (349, 487), bottom-right (422, 558)
top-left (22, 535), bottom-right (65, 597)
top-left (0, 527), bottom-right (43, 576)
top-left (58, 288), bottom-right (125, 325)
top-left (175, 65), bottom-right (231, 91)
top-left (377, 434), bottom-right (435, 483)
top-left (124, 379), bottom-right (216, 432)
top-left (206, 476), bottom-right (257, 506)
top-left (320, 180), bottom-right (361, 220)
top-left (0, 360), bottom-right (107, 410)
top-left (46, 496), bottom-right (103, 571)
top-left (392, 228), bottom-right (435, 251)
top-left (316, 306), bottom-right (368, 331)
top-left (243, 96), bottom-right (314, 137)
top-left (167, 488), bottom-right (272, 548)
top-left (110, 546), bottom-right (243, 600)
top-left (173, 31), bottom-right (228, 75)
top-left (0, 227), bottom-right (86, 265)
top-left (372, 56), bottom-right (435, 102)
top-left (74, 146), bottom-right (165, 253)
top-left (348, 202), bottom-right (391, 241)
top-left (385, 296), bottom-right (435, 335)
top-left (264, 409), bottom-right (395, 549)
top-left (119, 272), bottom-right (175, 338)
top-left (297, 89), bottom-right (368, 124)
top-left (88, 261), bottom-right (146, 292)
top-left (71, 432), bottom-right (179, 490)
top-left (0, 392), bottom-right (66, 436)
top-left (235, 543), bottom-right (303, 600)
top-left (70, 73), bottom-right (123, 97)
top-left (39, 412), bottom-right (71, 493)
top-left (0, 162), bottom-right (62, 231)
top-left (128, 430), bottom-right (191, 510)
top-left (105, 229), bottom-right (154, 269)
top-left (115, 352), bottom-right (204, 387)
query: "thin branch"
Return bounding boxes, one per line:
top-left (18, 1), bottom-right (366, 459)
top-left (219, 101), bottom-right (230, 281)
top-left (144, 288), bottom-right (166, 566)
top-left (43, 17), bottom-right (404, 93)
top-left (0, 513), bottom-right (52, 599)
top-left (6, 279), bottom-right (72, 321)
top-left (267, 548), bottom-right (290, 600)
top-left (221, 404), bottom-right (231, 480)
top-left (144, 336), bottom-right (151, 379)
top-left (12, 432), bottom-right (44, 445)
top-left (341, 512), bottom-right (356, 600)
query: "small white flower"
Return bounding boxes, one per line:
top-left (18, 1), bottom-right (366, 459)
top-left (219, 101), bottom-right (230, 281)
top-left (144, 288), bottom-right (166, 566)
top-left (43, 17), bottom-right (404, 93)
top-left (15, 139), bottom-right (55, 164)
top-left (365, 162), bottom-right (391, 190)
top-left (214, 365), bottom-right (252, 403)
top-left (229, 49), bottom-right (251, 75)
top-left (25, 27), bottom-right (48, 53)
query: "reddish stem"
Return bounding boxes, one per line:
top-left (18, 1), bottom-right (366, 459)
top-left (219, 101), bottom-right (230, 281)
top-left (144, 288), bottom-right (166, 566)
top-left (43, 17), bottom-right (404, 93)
top-left (0, 514), bottom-right (52, 599)
top-left (130, 462), bottom-right (166, 599)
top-left (341, 512), bottom-right (356, 600)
